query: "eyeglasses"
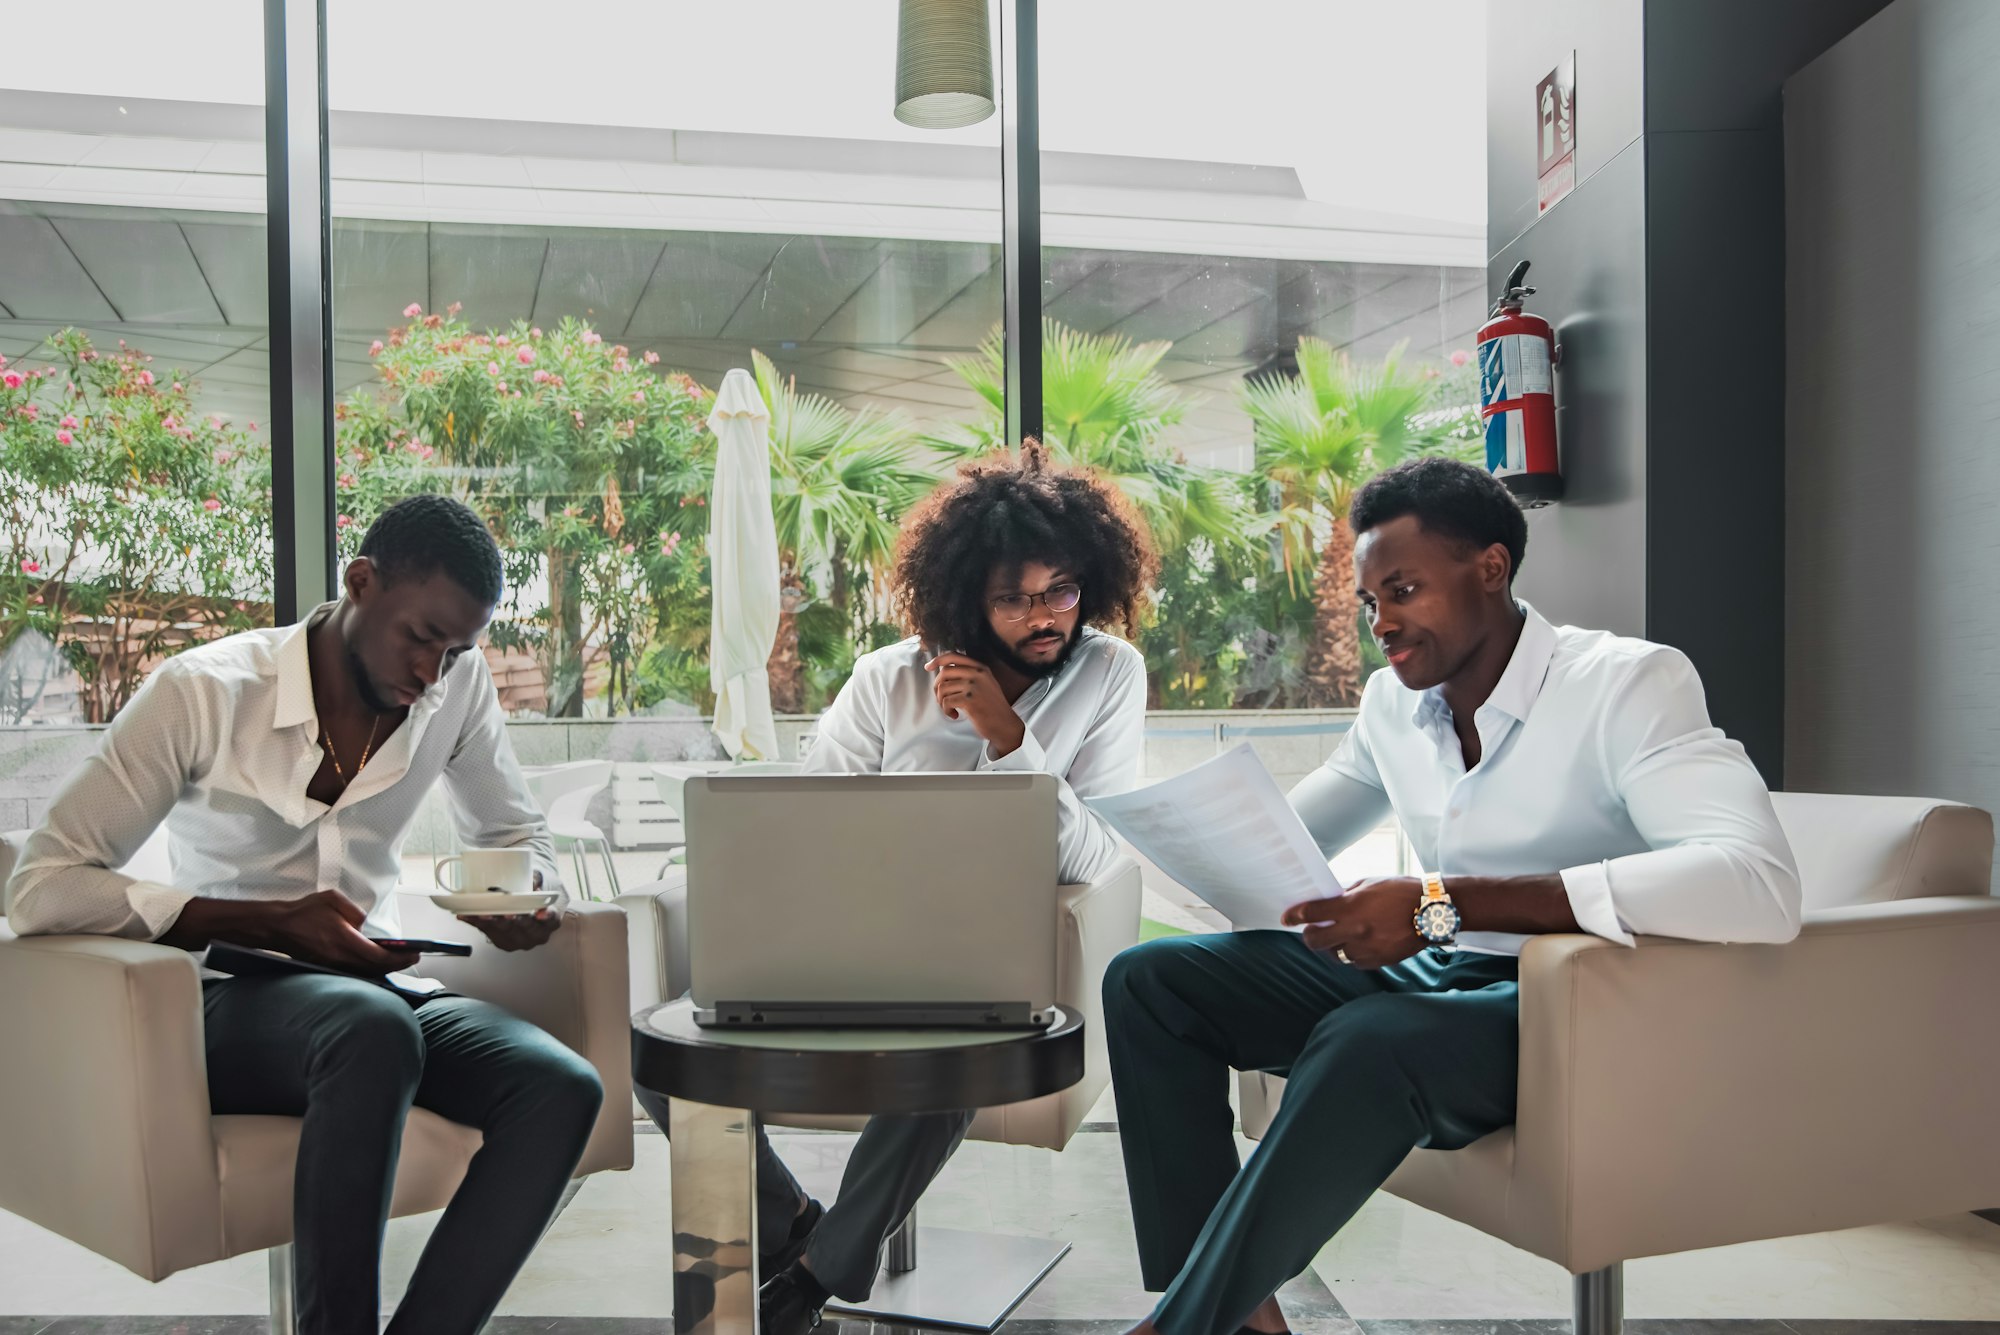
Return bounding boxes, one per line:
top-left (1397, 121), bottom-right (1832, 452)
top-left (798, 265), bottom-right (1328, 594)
top-left (990, 582), bottom-right (1082, 622)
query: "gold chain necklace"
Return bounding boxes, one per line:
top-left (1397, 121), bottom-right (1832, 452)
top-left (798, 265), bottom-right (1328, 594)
top-left (321, 713), bottom-right (385, 783)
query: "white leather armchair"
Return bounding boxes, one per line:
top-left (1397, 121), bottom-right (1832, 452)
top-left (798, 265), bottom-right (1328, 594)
top-left (619, 856), bottom-right (1144, 1150)
top-left (1236, 792), bottom-right (2000, 1333)
top-left (0, 831), bottom-right (635, 1328)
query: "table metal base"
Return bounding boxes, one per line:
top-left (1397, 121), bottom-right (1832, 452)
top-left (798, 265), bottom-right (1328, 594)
top-left (825, 1226), bottom-right (1071, 1331)
top-left (671, 1099), bottom-right (758, 1335)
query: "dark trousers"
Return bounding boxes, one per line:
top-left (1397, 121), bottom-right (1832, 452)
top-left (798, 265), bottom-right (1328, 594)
top-left (202, 975), bottom-right (605, 1335)
top-left (1104, 931), bottom-right (1520, 1335)
top-left (636, 1088), bottom-right (973, 1301)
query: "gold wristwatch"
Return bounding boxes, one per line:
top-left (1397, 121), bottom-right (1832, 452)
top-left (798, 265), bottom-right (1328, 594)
top-left (1413, 872), bottom-right (1461, 948)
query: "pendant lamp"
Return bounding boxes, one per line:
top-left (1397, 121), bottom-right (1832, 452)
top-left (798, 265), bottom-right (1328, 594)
top-left (894, 0), bottom-right (995, 129)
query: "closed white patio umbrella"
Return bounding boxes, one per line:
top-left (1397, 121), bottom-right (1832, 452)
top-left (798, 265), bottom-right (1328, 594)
top-left (706, 367), bottom-right (782, 760)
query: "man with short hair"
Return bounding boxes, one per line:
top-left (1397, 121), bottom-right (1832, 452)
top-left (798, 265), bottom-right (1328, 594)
top-left (7, 495), bottom-right (604, 1335)
top-left (697, 440), bottom-right (1157, 1334)
top-left (1103, 457), bottom-right (1803, 1335)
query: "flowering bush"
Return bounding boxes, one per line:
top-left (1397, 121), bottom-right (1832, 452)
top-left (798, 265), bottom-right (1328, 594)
top-left (0, 331), bottom-right (271, 723)
top-left (336, 306), bottom-right (713, 716)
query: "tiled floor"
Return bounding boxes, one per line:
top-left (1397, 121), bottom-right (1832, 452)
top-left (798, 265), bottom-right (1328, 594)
top-left (4, 1127), bottom-right (1998, 1332)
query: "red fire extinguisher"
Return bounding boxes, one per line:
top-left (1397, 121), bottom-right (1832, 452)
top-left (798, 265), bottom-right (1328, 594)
top-left (1477, 260), bottom-right (1563, 506)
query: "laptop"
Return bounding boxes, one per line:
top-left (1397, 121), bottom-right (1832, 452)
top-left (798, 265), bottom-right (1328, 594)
top-left (685, 772), bottom-right (1059, 1029)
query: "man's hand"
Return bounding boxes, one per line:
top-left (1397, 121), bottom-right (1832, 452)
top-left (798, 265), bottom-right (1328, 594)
top-left (1281, 877), bottom-right (1427, 970)
top-left (926, 652), bottom-right (1027, 758)
top-left (464, 871), bottom-right (563, 952)
top-left (270, 889), bottom-right (422, 976)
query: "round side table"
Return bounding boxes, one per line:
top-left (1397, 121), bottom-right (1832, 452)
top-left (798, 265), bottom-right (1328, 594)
top-left (632, 999), bottom-right (1086, 1335)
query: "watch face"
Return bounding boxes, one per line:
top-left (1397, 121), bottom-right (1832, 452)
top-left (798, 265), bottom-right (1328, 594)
top-left (1416, 901), bottom-right (1461, 943)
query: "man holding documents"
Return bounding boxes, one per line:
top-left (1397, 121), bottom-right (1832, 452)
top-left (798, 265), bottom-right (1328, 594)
top-left (1100, 457), bottom-right (1801, 1335)
top-left (679, 440), bottom-right (1155, 1334)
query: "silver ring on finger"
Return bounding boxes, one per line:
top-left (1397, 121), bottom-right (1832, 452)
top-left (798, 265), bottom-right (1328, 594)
top-left (1336, 947), bottom-right (1353, 966)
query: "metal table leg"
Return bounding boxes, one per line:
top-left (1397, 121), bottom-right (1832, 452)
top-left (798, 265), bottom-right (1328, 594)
top-left (671, 1098), bottom-right (760, 1335)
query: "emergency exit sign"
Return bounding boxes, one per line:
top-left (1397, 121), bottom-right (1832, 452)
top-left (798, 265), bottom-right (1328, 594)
top-left (1536, 53), bottom-right (1576, 213)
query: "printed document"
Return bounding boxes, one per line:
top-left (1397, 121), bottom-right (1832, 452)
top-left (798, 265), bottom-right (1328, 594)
top-left (1084, 744), bottom-right (1342, 929)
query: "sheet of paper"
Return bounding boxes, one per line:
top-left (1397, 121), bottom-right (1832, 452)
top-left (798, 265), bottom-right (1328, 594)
top-left (1084, 744), bottom-right (1342, 929)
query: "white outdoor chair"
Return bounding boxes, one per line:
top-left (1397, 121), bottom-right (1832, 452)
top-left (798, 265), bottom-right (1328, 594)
top-left (521, 760), bottom-right (619, 900)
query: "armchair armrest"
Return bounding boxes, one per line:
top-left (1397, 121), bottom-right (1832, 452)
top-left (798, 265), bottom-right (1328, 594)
top-left (416, 902), bottom-right (635, 1175)
top-left (1504, 896), bottom-right (2000, 1273)
top-left (971, 858), bottom-right (1144, 1150)
top-left (0, 930), bottom-right (222, 1281)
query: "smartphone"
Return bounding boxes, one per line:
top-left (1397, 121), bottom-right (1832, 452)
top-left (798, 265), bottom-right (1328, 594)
top-left (367, 937), bottom-right (473, 956)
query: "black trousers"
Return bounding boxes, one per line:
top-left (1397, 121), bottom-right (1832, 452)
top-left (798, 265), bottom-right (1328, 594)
top-left (202, 974), bottom-right (604, 1335)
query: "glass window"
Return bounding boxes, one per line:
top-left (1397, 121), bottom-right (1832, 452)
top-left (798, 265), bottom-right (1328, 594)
top-left (0, 5), bottom-right (272, 787)
top-left (1038, 0), bottom-right (1488, 718)
top-left (326, 3), bottom-right (1005, 889)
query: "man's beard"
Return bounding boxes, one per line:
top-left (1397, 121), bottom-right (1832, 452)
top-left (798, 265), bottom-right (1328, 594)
top-left (980, 622), bottom-right (1081, 680)
top-left (347, 649), bottom-right (396, 714)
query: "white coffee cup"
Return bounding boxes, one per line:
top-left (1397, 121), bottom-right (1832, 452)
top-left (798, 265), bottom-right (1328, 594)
top-left (435, 848), bottom-right (536, 895)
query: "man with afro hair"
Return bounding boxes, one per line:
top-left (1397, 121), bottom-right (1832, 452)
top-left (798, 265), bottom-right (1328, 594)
top-left (754, 438), bottom-right (1158, 1331)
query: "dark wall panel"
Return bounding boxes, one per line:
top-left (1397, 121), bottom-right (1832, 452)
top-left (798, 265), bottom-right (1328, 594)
top-left (1492, 139), bottom-right (1650, 640)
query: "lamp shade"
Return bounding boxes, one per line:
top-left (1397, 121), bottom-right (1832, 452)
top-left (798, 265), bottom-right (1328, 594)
top-left (894, 0), bottom-right (995, 129)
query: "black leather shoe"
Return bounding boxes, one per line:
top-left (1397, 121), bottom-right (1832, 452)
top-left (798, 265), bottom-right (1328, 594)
top-left (759, 1264), bottom-right (828, 1335)
top-left (761, 1197), bottom-right (824, 1277)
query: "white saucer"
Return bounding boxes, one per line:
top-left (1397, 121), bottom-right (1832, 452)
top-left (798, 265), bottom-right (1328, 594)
top-left (428, 891), bottom-right (560, 916)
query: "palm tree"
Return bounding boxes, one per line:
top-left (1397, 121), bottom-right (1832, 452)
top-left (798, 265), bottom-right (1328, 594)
top-left (931, 321), bottom-right (1253, 562)
top-left (752, 350), bottom-right (932, 712)
top-left (1241, 339), bottom-right (1444, 707)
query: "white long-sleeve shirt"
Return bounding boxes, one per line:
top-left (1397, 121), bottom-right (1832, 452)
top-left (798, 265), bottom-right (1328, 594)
top-left (802, 630), bottom-right (1146, 883)
top-left (6, 604), bottom-right (563, 943)
top-left (1288, 603), bottom-right (1801, 954)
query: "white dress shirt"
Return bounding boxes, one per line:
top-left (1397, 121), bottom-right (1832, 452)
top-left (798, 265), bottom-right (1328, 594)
top-left (802, 630), bottom-right (1146, 883)
top-left (1288, 603), bottom-right (1801, 954)
top-left (6, 604), bottom-right (562, 945)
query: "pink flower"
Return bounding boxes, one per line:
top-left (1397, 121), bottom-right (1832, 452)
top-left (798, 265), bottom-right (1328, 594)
top-left (486, 361), bottom-right (501, 376)
top-left (661, 532), bottom-right (681, 557)
top-left (20, 560), bottom-right (39, 575)
top-left (532, 370), bottom-right (551, 384)
top-left (620, 543), bottom-right (635, 556)
top-left (416, 445), bottom-right (434, 460)
top-left (338, 473), bottom-right (356, 489)
top-left (56, 430), bottom-right (73, 445)
top-left (530, 327), bottom-right (542, 339)
top-left (369, 340), bottom-right (384, 356)
top-left (572, 410), bottom-right (586, 426)
top-left (516, 346), bottom-right (535, 366)
top-left (403, 302), bottom-right (422, 318)
top-left (209, 415), bottom-right (226, 429)
top-left (336, 514), bottom-right (354, 529)
top-left (17, 404), bottom-right (37, 420)
top-left (613, 357), bottom-right (630, 373)
top-left (0, 353), bottom-right (7, 368)
top-left (496, 335), bottom-right (510, 347)
top-left (581, 330), bottom-right (602, 346)
top-left (497, 380), bottom-right (508, 393)
top-left (1, 372), bottom-right (21, 389)
top-left (248, 421), bottom-right (258, 431)
top-left (630, 391), bottom-right (645, 403)
top-left (173, 382), bottom-right (184, 392)
top-left (202, 498), bottom-right (221, 512)
top-left (561, 506), bottom-right (580, 518)
top-left (162, 416), bottom-right (178, 431)
top-left (1450, 349), bottom-right (1471, 367)
top-left (60, 415), bottom-right (78, 429)
top-left (642, 350), bottom-right (659, 365)
top-left (215, 449), bottom-right (237, 464)
top-left (407, 439), bottom-right (426, 453)
top-left (138, 370), bottom-right (154, 386)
